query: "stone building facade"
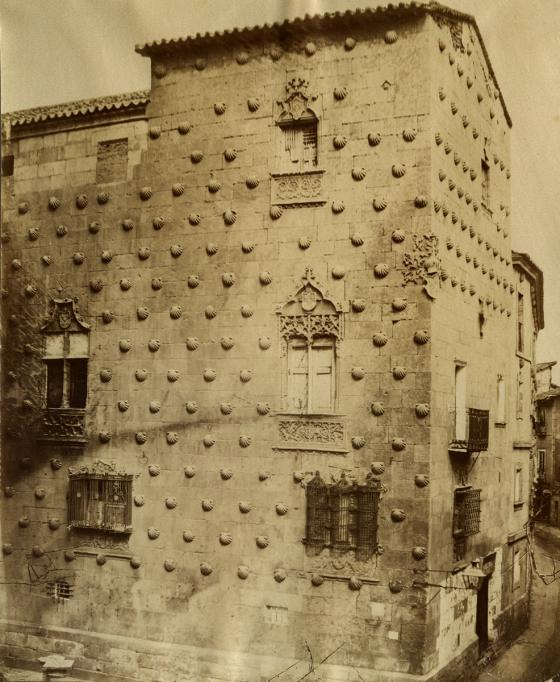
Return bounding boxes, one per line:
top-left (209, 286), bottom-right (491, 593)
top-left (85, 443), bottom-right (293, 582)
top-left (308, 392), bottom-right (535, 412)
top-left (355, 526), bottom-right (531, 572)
top-left (0, 4), bottom-right (545, 681)
top-left (535, 362), bottom-right (560, 524)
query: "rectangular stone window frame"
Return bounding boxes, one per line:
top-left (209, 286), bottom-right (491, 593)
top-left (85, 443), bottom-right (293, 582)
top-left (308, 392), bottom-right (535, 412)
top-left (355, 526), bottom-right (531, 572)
top-left (537, 449), bottom-right (546, 476)
top-left (513, 463), bottom-right (523, 509)
top-left (68, 473), bottom-right (133, 534)
top-left (495, 374), bottom-right (506, 426)
top-left (517, 292), bottom-right (525, 354)
top-left (454, 361), bottom-right (467, 442)
top-left (43, 332), bottom-right (89, 409)
top-left (481, 157), bottom-right (491, 211)
top-left (512, 547), bottom-right (522, 589)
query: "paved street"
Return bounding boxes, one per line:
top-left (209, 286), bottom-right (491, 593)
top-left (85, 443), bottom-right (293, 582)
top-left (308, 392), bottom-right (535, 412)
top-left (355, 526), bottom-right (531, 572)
top-left (479, 533), bottom-right (560, 682)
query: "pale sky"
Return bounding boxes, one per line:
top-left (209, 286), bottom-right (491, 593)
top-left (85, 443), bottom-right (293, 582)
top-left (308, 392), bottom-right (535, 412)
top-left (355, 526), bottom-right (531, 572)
top-left (1, 0), bottom-right (559, 382)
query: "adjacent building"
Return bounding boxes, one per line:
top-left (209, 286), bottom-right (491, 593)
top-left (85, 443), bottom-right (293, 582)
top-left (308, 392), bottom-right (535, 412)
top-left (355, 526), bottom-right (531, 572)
top-left (535, 361), bottom-right (560, 524)
top-left (0, 4), bottom-right (545, 681)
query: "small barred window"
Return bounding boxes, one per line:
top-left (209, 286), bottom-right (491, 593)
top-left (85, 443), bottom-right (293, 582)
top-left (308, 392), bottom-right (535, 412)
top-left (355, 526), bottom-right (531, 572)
top-left (47, 580), bottom-right (73, 601)
top-left (453, 487), bottom-right (481, 561)
top-left (68, 474), bottom-right (133, 534)
top-left (305, 471), bottom-right (381, 556)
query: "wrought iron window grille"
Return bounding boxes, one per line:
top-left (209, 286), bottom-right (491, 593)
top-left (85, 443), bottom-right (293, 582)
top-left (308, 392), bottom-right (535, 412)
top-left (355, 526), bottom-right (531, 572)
top-left (68, 473), bottom-right (133, 534)
top-left (453, 486), bottom-right (481, 561)
top-left (305, 471), bottom-right (382, 555)
top-left (449, 408), bottom-right (489, 453)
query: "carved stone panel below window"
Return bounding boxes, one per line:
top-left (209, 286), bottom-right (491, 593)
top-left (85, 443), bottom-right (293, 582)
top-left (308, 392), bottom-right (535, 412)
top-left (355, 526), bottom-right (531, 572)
top-left (271, 171), bottom-right (326, 207)
top-left (275, 416), bottom-right (346, 453)
top-left (38, 408), bottom-right (87, 444)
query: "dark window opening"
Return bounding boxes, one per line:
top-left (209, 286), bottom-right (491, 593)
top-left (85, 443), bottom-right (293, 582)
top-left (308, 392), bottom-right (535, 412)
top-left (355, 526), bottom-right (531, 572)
top-left (69, 358), bottom-right (88, 408)
top-left (2, 155), bottom-right (14, 177)
top-left (305, 471), bottom-right (381, 556)
top-left (517, 293), bottom-right (524, 353)
top-left (481, 158), bottom-right (490, 207)
top-left (69, 474), bottom-right (133, 534)
top-left (46, 359), bottom-right (64, 408)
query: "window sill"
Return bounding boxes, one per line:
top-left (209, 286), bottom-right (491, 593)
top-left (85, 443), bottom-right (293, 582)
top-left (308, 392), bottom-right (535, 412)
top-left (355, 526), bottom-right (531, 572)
top-left (494, 421), bottom-right (506, 428)
top-left (273, 411), bottom-right (344, 418)
top-left (513, 502), bottom-right (524, 510)
top-left (516, 351), bottom-right (531, 363)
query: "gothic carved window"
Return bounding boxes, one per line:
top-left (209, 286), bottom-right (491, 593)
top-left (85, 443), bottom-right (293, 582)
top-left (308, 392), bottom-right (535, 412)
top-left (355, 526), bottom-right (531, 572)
top-left (305, 471), bottom-right (382, 555)
top-left (279, 269), bottom-right (343, 414)
top-left (42, 299), bottom-right (90, 409)
top-left (276, 78), bottom-right (319, 172)
top-left (68, 464), bottom-right (132, 534)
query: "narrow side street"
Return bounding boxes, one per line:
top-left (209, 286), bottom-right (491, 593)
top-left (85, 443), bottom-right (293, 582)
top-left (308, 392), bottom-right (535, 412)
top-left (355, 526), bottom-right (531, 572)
top-left (479, 531), bottom-right (560, 682)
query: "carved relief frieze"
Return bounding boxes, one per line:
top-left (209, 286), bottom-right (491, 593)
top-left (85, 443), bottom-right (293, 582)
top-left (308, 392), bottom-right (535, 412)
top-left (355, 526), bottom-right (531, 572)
top-left (401, 233), bottom-right (441, 300)
top-left (271, 170), bottom-right (326, 207)
top-left (278, 419), bottom-right (344, 445)
top-left (38, 409), bottom-right (87, 444)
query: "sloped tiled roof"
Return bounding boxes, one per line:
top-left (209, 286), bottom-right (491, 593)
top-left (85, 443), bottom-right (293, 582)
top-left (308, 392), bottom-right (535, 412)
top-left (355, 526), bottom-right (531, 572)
top-left (537, 361), bottom-right (557, 371)
top-left (6, 91), bottom-right (150, 127)
top-left (135, 1), bottom-right (511, 127)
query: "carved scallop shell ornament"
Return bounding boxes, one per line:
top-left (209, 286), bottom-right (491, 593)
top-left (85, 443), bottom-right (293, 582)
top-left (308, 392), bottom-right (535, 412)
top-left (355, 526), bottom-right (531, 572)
top-left (118, 400), bottom-right (130, 413)
top-left (135, 432), bottom-right (147, 445)
top-left (368, 132), bottom-right (382, 146)
top-left (351, 298), bottom-right (366, 312)
top-left (371, 402), bottom-right (384, 416)
top-left (352, 167), bottom-right (367, 181)
top-left (351, 367), bottom-right (365, 380)
top-left (393, 366), bottom-right (407, 380)
top-left (373, 197), bottom-right (387, 212)
top-left (333, 135), bottom-right (347, 150)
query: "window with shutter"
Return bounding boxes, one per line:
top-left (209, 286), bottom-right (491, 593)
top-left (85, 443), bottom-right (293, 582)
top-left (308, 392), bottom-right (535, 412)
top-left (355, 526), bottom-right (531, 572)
top-left (287, 340), bottom-right (308, 411)
top-left (42, 302), bottom-right (89, 410)
top-left (310, 340), bottom-right (334, 413)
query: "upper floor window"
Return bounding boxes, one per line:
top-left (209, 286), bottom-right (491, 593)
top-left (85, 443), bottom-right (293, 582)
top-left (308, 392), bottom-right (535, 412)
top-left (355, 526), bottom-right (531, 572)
top-left (517, 293), bottom-right (525, 353)
top-left (279, 269), bottom-right (342, 414)
top-left (481, 158), bottom-right (490, 208)
top-left (496, 374), bottom-right (506, 424)
top-left (537, 449), bottom-right (546, 476)
top-left (41, 299), bottom-right (90, 409)
top-left (305, 470), bottom-right (382, 556)
top-left (276, 78), bottom-right (319, 172)
top-left (513, 464), bottom-right (523, 508)
top-left (287, 337), bottom-right (334, 412)
top-left (454, 363), bottom-right (467, 441)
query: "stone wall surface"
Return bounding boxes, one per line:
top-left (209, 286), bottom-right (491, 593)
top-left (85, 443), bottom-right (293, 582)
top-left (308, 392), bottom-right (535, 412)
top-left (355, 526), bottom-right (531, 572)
top-left (0, 8), bottom-right (533, 682)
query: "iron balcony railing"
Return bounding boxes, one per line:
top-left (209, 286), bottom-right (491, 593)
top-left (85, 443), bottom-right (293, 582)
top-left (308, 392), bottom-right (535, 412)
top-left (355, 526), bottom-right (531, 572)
top-left (449, 408), bottom-right (489, 453)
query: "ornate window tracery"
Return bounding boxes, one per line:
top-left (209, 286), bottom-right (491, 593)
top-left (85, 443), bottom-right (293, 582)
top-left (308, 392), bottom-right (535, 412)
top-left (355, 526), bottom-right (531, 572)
top-left (278, 269), bottom-right (343, 414)
top-left (41, 299), bottom-right (90, 410)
